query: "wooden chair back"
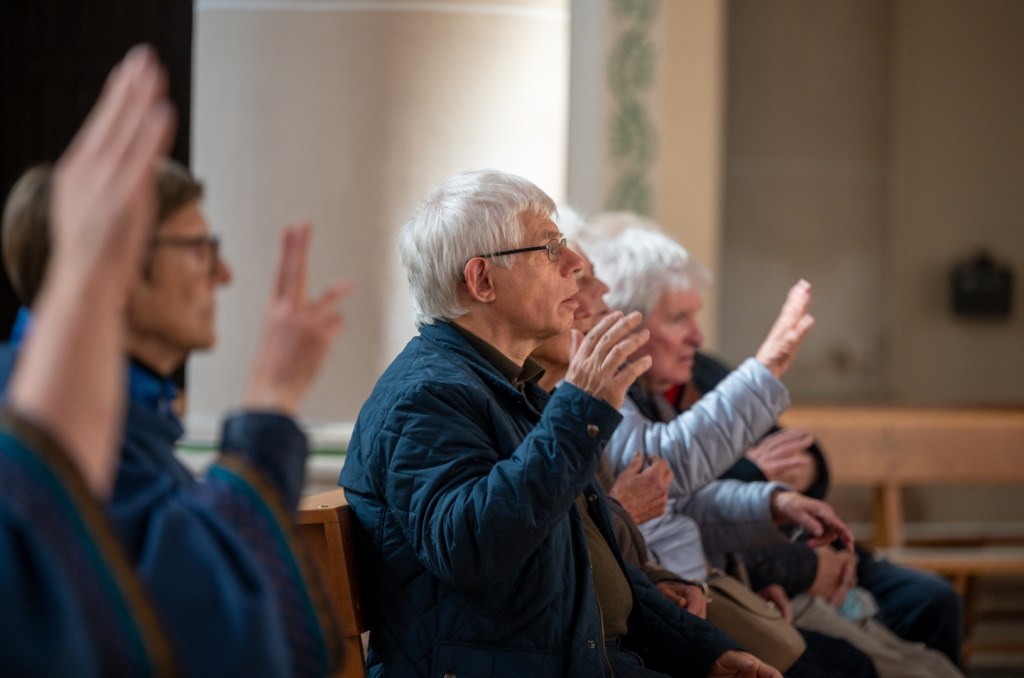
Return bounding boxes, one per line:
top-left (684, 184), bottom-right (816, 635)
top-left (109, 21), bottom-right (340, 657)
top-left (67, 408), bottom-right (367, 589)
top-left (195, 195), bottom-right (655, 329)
top-left (297, 488), bottom-right (367, 678)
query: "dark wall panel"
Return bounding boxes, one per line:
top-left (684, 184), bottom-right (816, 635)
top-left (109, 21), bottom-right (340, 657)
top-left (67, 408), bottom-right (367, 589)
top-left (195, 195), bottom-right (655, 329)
top-left (0, 0), bottom-right (193, 336)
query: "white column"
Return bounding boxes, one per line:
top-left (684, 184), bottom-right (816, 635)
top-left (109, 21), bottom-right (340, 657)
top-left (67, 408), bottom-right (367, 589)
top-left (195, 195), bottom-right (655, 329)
top-left (189, 0), bottom-right (570, 436)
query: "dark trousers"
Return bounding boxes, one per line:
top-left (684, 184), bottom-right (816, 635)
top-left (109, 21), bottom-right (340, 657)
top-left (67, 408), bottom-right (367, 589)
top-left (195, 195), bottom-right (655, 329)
top-left (606, 640), bottom-right (671, 677)
top-left (787, 629), bottom-right (879, 678)
top-left (857, 547), bottom-right (963, 665)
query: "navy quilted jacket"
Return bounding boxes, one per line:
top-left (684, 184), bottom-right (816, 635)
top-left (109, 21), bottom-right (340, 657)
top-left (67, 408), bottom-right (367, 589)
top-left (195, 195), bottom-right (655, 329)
top-left (339, 322), bottom-right (737, 677)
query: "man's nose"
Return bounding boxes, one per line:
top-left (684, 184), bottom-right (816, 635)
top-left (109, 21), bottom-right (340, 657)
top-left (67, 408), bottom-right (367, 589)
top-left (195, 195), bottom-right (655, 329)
top-left (561, 246), bottom-right (584, 275)
top-left (215, 256), bottom-right (233, 284)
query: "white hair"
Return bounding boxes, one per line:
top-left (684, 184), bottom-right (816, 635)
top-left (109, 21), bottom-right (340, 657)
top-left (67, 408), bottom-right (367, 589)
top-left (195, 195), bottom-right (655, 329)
top-left (587, 226), bottom-right (713, 316)
top-left (398, 169), bottom-right (556, 327)
top-left (573, 211), bottom-right (660, 255)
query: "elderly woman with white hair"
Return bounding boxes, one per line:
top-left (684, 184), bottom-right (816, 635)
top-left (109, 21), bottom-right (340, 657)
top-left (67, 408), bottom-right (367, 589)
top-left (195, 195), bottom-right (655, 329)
top-left (583, 226), bottom-right (827, 579)
top-left (587, 222), bottom-right (964, 678)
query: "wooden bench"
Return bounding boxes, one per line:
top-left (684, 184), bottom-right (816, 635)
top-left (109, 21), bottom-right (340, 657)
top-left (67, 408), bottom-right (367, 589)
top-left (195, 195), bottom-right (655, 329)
top-left (780, 405), bottom-right (1024, 659)
top-left (297, 488), bottom-right (367, 678)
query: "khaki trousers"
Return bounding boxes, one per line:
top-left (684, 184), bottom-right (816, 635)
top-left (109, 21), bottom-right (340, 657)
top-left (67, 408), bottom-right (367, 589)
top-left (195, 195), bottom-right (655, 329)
top-left (790, 594), bottom-right (963, 678)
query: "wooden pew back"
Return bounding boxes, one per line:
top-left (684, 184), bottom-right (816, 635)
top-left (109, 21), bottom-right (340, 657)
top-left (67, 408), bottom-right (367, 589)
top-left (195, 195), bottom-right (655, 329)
top-left (297, 488), bottom-right (367, 678)
top-left (780, 406), bottom-right (1024, 547)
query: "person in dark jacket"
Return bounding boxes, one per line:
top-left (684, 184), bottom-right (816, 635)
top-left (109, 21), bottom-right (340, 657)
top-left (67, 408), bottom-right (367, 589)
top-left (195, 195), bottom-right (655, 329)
top-left (1, 45), bottom-right (175, 675)
top-left (2, 140), bottom-right (351, 672)
top-left (339, 169), bottom-right (782, 677)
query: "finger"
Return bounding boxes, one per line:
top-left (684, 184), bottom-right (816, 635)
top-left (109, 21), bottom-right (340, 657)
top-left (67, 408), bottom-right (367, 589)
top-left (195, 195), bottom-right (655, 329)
top-left (790, 313), bottom-right (815, 346)
top-left (291, 221), bottom-right (311, 304)
top-left (760, 438), bottom-right (813, 461)
top-left (600, 326), bottom-right (650, 373)
top-left (818, 509), bottom-right (855, 551)
top-left (70, 46), bottom-right (154, 160)
top-left (622, 454), bottom-right (645, 475)
top-left (830, 559), bottom-right (856, 607)
top-left (611, 354), bottom-right (652, 390)
top-left (590, 311), bottom-right (643, 363)
top-left (764, 427), bottom-right (813, 450)
top-left (567, 328), bottom-right (582, 362)
top-left (116, 99), bottom-right (176, 197)
top-left (792, 508), bottom-right (826, 540)
top-left (313, 278), bottom-right (355, 316)
top-left (92, 49), bottom-right (169, 188)
top-left (274, 223), bottom-right (311, 304)
top-left (273, 226), bottom-right (298, 300)
top-left (778, 597), bottom-right (794, 623)
top-left (573, 310), bottom-right (623, 358)
top-left (763, 455), bottom-right (812, 474)
top-left (110, 55), bottom-right (171, 172)
top-left (780, 279), bottom-right (812, 320)
top-left (806, 515), bottom-right (855, 551)
top-left (649, 457), bottom-right (674, 482)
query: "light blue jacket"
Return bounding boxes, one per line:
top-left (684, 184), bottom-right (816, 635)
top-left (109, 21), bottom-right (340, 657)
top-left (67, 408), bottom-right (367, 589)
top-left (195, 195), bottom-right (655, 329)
top-left (604, 358), bottom-right (790, 580)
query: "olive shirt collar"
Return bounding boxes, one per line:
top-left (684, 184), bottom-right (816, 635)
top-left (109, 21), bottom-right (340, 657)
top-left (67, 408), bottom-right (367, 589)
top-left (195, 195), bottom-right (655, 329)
top-left (451, 324), bottom-right (545, 389)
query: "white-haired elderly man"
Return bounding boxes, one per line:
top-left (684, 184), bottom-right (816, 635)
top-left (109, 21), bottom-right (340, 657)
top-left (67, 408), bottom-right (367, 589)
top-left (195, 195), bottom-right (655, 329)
top-left (339, 170), bottom-right (783, 678)
top-left (587, 224), bottom-right (963, 678)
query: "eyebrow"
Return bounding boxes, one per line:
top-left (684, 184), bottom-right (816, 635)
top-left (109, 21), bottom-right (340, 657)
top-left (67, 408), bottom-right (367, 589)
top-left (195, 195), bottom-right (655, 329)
top-left (540, 230), bottom-right (562, 240)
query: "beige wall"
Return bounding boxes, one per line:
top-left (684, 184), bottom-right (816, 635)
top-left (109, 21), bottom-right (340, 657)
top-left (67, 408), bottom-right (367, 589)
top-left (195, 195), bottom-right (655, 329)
top-left (185, 0), bottom-right (1022, 440)
top-left (188, 0), bottom-right (570, 434)
top-left (721, 0), bottom-right (894, 397)
top-left (889, 0), bottom-right (1024, 403)
top-left (655, 1), bottom-right (726, 350)
top-left (720, 0), bottom-right (1023, 404)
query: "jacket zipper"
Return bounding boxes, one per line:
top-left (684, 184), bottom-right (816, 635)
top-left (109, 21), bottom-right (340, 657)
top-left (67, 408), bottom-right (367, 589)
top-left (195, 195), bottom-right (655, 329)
top-left (591, 564), bottom-right (615, 677)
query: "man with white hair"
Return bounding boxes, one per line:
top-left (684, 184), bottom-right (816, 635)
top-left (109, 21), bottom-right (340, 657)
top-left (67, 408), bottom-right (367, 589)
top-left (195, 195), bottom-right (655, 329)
top-left (339, 170), bottom-right (782, 677)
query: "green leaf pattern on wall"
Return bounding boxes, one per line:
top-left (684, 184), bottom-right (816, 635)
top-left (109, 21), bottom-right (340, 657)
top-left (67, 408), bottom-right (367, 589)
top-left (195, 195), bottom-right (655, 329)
top-left (606, 0), bottom-right (659, 215)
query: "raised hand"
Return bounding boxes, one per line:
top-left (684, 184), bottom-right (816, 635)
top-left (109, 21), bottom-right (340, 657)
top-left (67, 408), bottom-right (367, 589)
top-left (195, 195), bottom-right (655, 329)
top-left (608, 454), bottom-right (673, 524)
top-left (564, 311), bottom-right (652, 409)
top-left (770, 491), bottom-right (854, 551)
top-left (51, 45), bottom-right (176, 299)
top-left (754, 280), bottom-right (814, 378)
top-left (9, 45), bottom-right (176, 498)
top-left (243, 222), bottom-right (352, 415)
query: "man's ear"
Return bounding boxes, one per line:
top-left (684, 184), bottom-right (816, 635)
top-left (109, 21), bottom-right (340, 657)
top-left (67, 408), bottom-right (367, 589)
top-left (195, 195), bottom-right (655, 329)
top-left (463, 257), bottom-right (497, 303)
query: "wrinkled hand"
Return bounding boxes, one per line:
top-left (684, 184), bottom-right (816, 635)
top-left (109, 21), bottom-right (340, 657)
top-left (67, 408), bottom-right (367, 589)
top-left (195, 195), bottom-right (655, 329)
top-left (609, 455), bottom-right (673, 524)
top-left (708, 650), bottom-right (782, 677)
top-left (809, 546), bottom-right (858, 607)
top-left (564, 311), bottom-right (651, 409)
top-left (754, 280), bottom-right (814, 378)
top-left (50, 45), bottom-right (175, 300)
top-left (244, 222), bottom-right (352, 415)
top-left (746, 428), bottom-right (814, 487)
top-left (656, 581), bottom-right (707, 619)
top-left (757, 584), bottom-right (793, 623)
top-left (770, 491), bottom-right (854, 551)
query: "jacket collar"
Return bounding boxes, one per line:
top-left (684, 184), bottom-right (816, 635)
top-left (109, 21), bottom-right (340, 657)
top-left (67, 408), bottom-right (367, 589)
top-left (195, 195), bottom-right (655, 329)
top-left (419, 321), bottom-right (550, 411)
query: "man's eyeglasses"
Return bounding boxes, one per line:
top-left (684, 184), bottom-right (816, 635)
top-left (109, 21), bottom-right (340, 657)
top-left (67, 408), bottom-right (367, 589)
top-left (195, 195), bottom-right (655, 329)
top-left (151, 234), bottom-right (222, 276)
top-left (476, 237), bottom-right (568, 263)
